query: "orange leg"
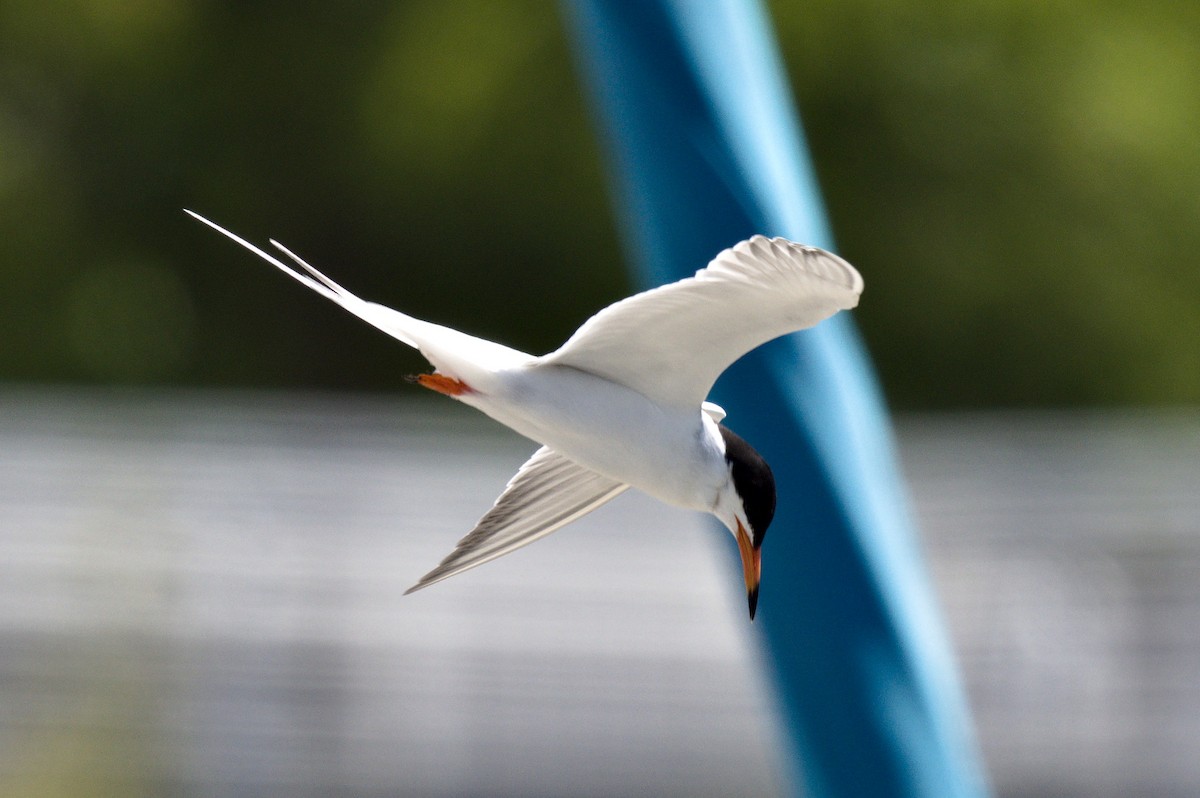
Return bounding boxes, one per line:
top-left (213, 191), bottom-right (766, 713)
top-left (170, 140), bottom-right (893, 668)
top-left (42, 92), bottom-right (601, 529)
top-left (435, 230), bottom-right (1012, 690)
top-left (413, 373), bottom-right (473, 397)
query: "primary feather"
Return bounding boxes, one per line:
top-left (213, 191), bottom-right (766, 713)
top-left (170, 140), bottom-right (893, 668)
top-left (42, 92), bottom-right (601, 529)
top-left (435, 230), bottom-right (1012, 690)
top-left (405, 446), bottom-right (629, 593)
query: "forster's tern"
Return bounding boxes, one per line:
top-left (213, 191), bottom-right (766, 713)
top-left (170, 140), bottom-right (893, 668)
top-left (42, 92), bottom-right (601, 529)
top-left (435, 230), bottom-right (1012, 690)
top-left (187, 210), bottom-right (862, 619)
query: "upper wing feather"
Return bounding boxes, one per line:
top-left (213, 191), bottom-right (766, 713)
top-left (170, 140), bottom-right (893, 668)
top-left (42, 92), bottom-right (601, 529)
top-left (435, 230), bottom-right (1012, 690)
top-left (405, 447), bottom-right (629, 594)
top-left (542, 236), bottom-right (862, 410)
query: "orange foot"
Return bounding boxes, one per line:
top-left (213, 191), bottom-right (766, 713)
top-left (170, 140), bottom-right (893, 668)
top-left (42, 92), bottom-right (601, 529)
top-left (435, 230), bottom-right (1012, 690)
top-left (413, 373), bottom-right (473, 397)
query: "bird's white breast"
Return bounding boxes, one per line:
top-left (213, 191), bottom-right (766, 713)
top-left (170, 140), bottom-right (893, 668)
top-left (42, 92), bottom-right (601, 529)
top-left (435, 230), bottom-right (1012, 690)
top-left (459, 363), bottom-right (729, 513)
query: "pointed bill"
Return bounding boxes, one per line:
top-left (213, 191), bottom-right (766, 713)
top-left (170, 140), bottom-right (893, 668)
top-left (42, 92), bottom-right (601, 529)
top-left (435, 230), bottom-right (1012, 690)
top-left (736, 519), bottom-right (762, 620)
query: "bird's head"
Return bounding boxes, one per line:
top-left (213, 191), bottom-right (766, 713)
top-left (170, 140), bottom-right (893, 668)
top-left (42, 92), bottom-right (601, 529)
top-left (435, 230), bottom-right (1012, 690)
top-left (715, 425), bottom-right (776, 620)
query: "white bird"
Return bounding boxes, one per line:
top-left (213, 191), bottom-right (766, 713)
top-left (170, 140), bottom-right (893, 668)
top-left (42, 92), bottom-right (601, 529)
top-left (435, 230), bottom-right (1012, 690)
top-left (187, 210), bottom-right (863, 619)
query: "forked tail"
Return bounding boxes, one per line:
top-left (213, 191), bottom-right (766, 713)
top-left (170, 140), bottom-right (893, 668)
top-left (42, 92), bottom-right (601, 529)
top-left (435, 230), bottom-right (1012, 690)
top-left (186, 210), bottom-right (535, 388)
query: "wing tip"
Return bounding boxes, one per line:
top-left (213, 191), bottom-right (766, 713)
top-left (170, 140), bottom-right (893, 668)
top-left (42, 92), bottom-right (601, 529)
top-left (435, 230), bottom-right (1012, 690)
top-left (400, 451), bottom-right (630, 598)
top-left (739, 235), bottom-right (864, 298)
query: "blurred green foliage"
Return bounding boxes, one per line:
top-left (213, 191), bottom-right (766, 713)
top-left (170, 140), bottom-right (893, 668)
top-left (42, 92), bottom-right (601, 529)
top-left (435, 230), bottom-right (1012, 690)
top-left (0, 0), bottom-right (1196, 408)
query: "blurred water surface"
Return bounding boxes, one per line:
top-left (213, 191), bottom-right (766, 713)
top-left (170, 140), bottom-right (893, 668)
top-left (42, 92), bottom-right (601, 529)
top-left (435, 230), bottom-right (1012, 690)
top-left (0, 389), bottom-right (1198, 797)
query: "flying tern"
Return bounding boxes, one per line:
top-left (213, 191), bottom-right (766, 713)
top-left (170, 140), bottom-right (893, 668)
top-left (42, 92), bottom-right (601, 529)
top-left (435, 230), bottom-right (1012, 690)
top-left (187, 210), bottom-right (863, 618)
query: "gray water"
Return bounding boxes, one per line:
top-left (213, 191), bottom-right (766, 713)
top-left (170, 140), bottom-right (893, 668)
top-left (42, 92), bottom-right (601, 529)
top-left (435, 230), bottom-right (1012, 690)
top-left (1, 389), bottom-right (1197, 797)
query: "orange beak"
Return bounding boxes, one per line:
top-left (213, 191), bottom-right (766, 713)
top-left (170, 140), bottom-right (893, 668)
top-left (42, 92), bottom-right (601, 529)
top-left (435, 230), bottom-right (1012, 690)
top-left (735, 519), bottom-right (762, 620)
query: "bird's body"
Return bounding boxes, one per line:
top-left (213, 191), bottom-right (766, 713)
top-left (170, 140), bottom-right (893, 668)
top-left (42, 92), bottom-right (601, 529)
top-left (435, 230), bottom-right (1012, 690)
top-left (187, 210), bottom-right (863, 618)
top-left (465, 362), bottom-right (728, 512)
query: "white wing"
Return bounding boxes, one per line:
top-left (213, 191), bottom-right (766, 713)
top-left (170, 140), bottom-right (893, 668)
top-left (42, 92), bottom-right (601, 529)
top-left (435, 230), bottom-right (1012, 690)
top-left (186, 210), bottom-right (534, 386)
top-left (405, 447), bottom-right (629, 593)
top-left (542, 236), bottom-right (862, 410)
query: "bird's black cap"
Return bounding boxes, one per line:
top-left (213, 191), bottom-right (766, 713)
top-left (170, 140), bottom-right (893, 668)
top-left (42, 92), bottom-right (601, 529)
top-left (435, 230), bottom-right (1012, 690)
top-left (718, 424), bottom-right (776, 547)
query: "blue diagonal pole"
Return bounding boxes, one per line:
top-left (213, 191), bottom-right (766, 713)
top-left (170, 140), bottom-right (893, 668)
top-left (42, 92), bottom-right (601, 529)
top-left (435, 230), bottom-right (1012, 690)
top-left (562, 2), bottom-right (989, 796)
